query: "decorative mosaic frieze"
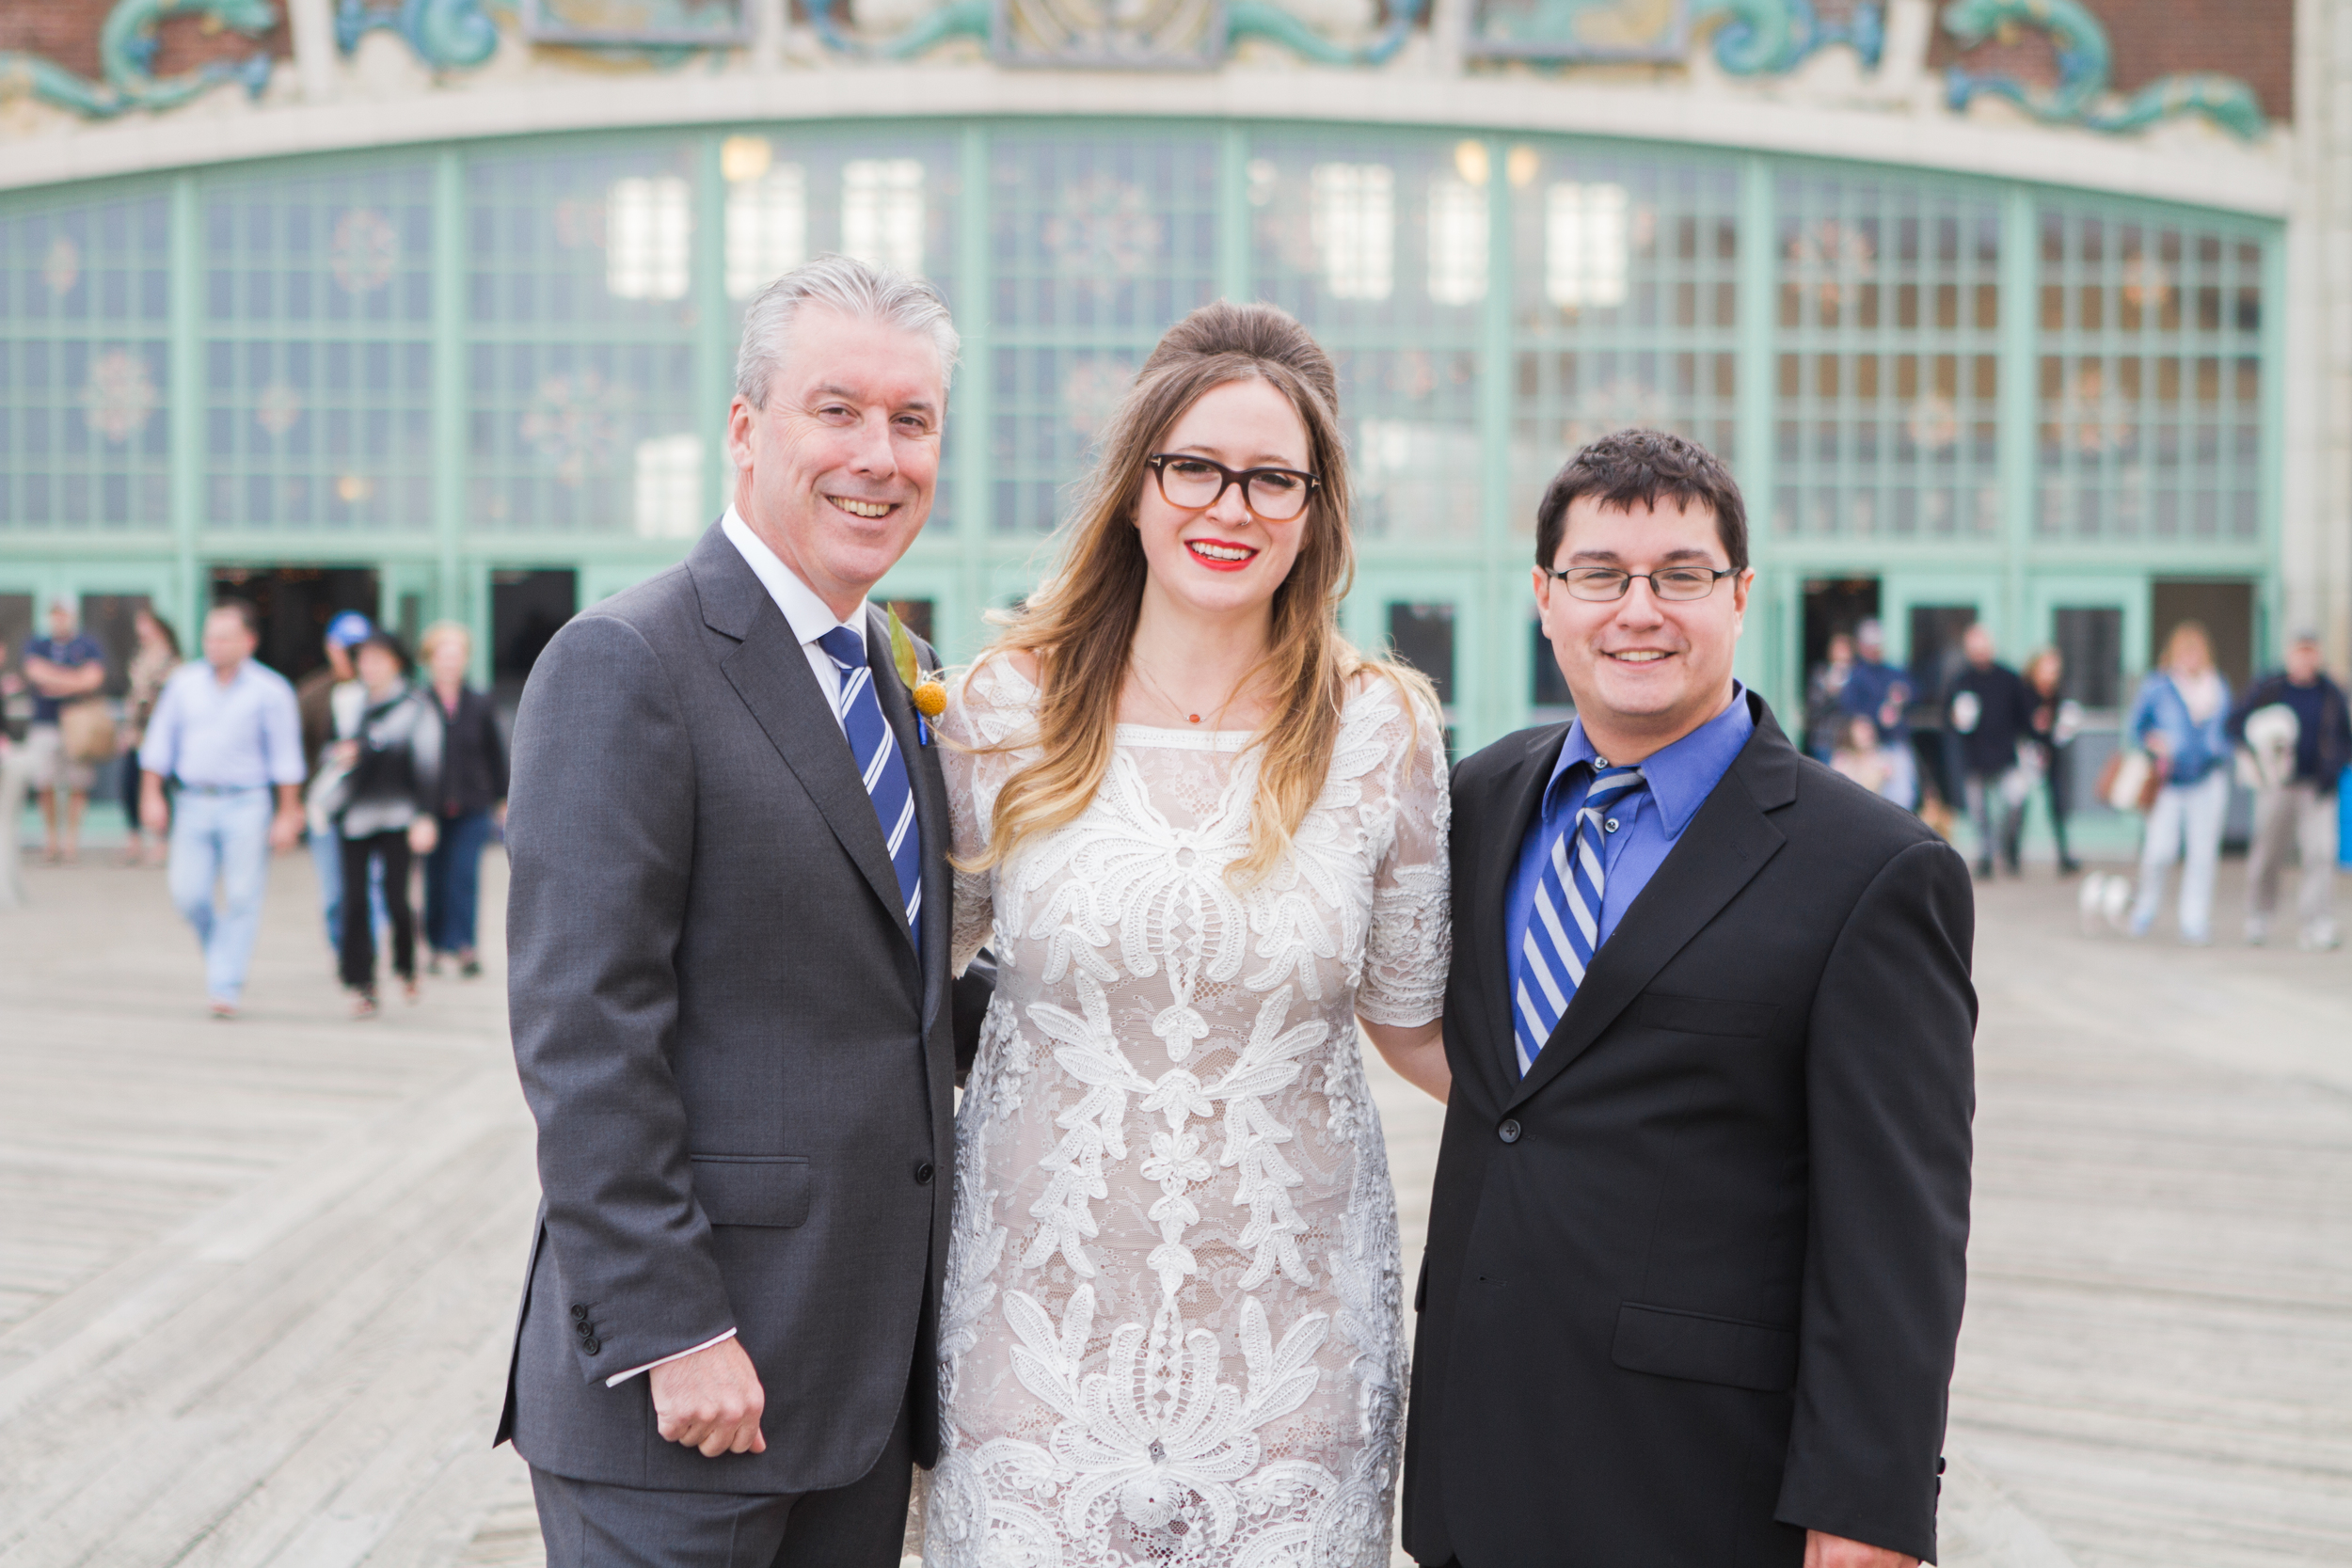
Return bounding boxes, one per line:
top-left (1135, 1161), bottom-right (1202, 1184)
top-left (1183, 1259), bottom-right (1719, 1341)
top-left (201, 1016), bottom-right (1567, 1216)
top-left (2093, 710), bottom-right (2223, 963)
top-left (0, 0), bottom-right (277, 119)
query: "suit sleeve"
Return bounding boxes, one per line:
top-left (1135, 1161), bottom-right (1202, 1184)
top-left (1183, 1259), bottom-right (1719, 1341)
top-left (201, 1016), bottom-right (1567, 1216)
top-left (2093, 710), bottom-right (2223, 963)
top-left (1775, 837), bottom-right (1977, 1560)
top-left (504, 612), bottom-right (734, 1384)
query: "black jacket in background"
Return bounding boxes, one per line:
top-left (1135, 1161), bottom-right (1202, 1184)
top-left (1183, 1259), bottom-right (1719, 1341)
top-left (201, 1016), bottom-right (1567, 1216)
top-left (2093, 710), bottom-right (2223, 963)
top-left (1403, 695), bottom-right (1977, 1568)
top-left (2232, 671), bottom-right (2352, 793)
top-left (1947, 661), bottom-right (2035, 779)
top-left (431, 683), bottom-right (509, 816)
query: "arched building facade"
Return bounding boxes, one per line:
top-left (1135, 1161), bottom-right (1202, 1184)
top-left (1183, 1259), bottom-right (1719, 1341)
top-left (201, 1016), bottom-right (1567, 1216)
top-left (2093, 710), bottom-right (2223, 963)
top-left (1, 0), bottom-right (2343, 768)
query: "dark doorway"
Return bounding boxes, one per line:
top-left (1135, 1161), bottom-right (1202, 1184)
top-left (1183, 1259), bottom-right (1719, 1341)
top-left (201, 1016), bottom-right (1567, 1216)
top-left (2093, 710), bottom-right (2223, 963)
top-left (211, 566), bottom-right (381, 686)
top-left (79, 594), bottom-right (152, 700)
top-left (2053, 606), bottom-right (2125, 709)
top-left (0, 594), bottom-right (30, 739)
top-left (1907, 604), bottom-right (1979, 705)
top-left (882, 597), bottom-right (935, 648)
top-left (1907, 603), bottom-right (1980, 814)
top-left (1389, 600), bottom-right (1458, 755)
top-left (492, 569), bottom-right (579, 709)
top-left (1531, 617), bottom-right (1571, 713)
top-left (1801, 577), bottom-right (1881, 685)
top-left (1388, 602), bottom-right (1456, 706)
top-left (2151, 578), bottom-right (2255, 692)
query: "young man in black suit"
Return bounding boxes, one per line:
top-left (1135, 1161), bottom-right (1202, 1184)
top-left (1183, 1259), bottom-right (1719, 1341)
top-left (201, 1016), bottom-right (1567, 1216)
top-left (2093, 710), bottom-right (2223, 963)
top-left (1402, 429), bottom-right (1976, 1568)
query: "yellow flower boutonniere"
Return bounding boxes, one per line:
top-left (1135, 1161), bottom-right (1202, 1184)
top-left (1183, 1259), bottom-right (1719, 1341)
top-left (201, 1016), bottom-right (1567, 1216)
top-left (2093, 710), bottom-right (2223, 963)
top-left (888, 607), bottom-right (947, 740)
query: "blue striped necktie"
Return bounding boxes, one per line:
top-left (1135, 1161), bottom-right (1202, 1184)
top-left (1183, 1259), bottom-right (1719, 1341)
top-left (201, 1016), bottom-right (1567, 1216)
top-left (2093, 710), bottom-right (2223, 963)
top-left (1512, 761), bottom-right (1649, 1076)
top-left (816, 625), bottom-right (922, 951)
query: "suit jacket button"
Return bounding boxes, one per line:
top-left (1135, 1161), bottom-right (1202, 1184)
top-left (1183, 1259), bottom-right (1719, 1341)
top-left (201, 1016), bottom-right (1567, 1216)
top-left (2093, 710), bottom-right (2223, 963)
top-left (571, 1305), bottom-right (589, 1321)
top-left (914, 1161), bottom-right (936, 1185)
top-left (582, 1337), bottom-right (600, 1355)
top-left (1498, 1119), bottom-right (1521, 1144)
top-left (576, 1320), bottom-right (595, 1338)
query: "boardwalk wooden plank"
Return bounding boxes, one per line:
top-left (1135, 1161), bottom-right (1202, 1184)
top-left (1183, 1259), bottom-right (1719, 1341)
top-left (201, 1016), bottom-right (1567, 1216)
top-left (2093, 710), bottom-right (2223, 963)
top-left (4, 848), bottom-right (2348, 1567)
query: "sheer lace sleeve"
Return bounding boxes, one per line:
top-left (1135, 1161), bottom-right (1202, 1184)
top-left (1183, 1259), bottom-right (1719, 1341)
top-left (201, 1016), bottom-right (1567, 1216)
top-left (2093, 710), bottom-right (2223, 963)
top-left (937, 656), bottom-right (1040, 977)
top-left (1356, 677), bottom-right (1452, 1027)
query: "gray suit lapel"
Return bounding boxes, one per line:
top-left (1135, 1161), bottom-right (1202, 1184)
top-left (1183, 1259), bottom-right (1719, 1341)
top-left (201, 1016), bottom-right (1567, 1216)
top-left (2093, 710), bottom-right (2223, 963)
top-left (688, 527), bottom-right (918, 979)
top-left (1502, 694), bottom-right (1797, 1115)
top-left (863, 603), bottom-right (949, 1032)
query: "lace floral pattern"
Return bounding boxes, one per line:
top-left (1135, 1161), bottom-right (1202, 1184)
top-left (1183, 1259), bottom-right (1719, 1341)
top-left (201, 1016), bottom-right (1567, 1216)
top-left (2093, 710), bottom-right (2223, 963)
top-left (927, 658), bottom-right (1450, 1568)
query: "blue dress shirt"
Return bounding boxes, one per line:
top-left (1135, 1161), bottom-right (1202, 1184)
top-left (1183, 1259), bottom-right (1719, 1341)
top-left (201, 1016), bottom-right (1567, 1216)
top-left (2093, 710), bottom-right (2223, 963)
top-left (138, 658), bottom-right (306, 790)
top-left (1502, 687), bottom-right (1756, 1014)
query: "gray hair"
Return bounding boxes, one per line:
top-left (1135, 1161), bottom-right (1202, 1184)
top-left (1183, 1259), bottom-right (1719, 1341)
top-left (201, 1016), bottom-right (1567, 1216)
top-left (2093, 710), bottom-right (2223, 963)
top-left (733, 253), bottom-right (960, 409)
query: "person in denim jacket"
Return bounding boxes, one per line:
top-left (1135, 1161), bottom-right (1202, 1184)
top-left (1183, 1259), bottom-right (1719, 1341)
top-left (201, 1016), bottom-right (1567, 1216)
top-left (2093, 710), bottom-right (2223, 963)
top-left (2127, 620), bottom-right (2233, 944)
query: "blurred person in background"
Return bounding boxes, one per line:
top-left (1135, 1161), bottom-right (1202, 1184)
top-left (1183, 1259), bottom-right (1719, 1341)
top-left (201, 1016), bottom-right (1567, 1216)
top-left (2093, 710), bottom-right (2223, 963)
top-left (1804, 629), bottom-right (1855, 762)
top-left (118, 607), bottom-right (182, 868)
top-left (1947, 623), bottom-right (2037, 878)
top-left (2232, 630), bottom-right (2348, 950)
top-left (1842, 617), bottom-right (1917, 810)
top-left (1830, 712), bottom-right (1892, 795)
top-left (22, 599), bottom-right (108, 864)
top-left (300, 612), bottom-right (380, 953)
top-left (330, 631), bottom-right (440, 1018)
top-left (137, 601), bottom-right (305, 1019)
top-left (2127, 620), bottom-right (2233, 945)
top-left (2025, 647), bottom-right (2084, 875)
top-left (0, 708), bottom-right (30, 908)
top-left (417, 623), bottom-right (506, 978)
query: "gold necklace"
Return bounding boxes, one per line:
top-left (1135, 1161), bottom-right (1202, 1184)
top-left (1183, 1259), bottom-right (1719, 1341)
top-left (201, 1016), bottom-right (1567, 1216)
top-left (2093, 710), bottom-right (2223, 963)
top-left (1130, 658), bottom-right (1247, 730)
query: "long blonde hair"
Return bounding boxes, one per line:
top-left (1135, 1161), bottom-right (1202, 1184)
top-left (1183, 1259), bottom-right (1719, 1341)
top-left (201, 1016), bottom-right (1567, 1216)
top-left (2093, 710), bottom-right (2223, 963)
top-left (966, 300), bottom-right (1433, 886)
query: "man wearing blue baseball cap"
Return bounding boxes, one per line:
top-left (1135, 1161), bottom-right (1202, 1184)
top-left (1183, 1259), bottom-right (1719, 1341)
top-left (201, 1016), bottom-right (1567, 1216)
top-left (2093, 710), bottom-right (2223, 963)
top-left (299, 611), bottom-right (382, 954)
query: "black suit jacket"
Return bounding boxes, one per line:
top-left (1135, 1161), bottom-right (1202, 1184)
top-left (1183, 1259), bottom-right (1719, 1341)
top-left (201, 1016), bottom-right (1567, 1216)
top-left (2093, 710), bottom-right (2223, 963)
top-left (1403, 694), bottom-right (1975, 1566)
top-left (496, 523), bottom-right (971, 1493)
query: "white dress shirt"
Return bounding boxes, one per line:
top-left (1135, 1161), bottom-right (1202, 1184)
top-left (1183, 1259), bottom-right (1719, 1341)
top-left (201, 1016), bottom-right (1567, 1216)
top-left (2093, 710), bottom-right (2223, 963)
top-left (720, 505), bottom-right (869, 731)
top-left (606, 508), bottom-right (871, 1389)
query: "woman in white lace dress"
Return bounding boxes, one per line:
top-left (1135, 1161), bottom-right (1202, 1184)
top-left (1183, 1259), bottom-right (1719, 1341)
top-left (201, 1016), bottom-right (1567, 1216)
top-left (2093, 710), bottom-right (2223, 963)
top-left (924, 302), bottom-right (1452, 1568)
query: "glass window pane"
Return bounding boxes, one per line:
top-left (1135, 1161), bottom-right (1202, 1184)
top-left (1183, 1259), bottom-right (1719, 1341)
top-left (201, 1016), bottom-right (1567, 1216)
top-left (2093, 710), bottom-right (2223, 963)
top-left (1257, 132), bottom-right (1484, 543)
top-left (2035, 204), bottom-right (2265, 543)
top-left (1771, 175), bottom-right (1999, 542)
top-left (990, 128), bottom-right (1217, 534)
top-left (0, 191), bottom-right (174, 534)
top-left (199, 161), bottom-right (435, 537)
top-left (1511, 145), bottom-right (1740, 536)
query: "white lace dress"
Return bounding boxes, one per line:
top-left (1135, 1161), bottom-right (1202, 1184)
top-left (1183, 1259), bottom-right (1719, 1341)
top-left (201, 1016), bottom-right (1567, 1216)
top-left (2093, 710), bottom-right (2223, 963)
top-left (923, 658), bottom-right (1451, 1568)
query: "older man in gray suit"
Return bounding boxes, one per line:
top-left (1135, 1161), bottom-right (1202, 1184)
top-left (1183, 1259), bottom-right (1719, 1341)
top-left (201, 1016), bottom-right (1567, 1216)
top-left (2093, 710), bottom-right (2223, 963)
top-left (498, 255), bottom-right (975, 1565)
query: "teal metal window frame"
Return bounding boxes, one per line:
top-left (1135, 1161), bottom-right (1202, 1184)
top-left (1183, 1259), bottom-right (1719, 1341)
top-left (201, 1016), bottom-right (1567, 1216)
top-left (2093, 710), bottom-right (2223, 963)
top-left (0, 121), bottom-right (2286, 745)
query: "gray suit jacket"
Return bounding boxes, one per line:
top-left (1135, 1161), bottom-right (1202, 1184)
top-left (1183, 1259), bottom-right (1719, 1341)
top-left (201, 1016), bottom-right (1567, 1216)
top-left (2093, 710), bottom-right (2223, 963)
top-left (495, 522), bottom-right (959, 1494)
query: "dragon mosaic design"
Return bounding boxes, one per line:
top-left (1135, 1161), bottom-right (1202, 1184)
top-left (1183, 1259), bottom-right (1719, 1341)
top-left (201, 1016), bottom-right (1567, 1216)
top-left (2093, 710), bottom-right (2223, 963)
top-left (334, 0), bottom-right (500, 72)
top-left (1941, 0), bottom-right (2264, 139)
top-left (1692, 0), bottom-right (1882, 75)
top-left (0, 0), bottom-right (278, 118)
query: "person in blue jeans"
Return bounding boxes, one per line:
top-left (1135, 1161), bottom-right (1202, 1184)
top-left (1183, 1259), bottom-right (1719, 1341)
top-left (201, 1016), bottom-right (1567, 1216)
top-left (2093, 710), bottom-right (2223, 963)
top-left (2127, 619), bottom-right (2235, 945)
top-left (416, 623), bottom-right (507, 977)
top-left (137, 601), bottom-right (306, 1018)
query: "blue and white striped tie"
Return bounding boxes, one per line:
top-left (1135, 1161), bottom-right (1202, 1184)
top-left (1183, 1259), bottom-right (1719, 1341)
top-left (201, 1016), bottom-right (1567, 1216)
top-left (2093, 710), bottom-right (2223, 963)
top-left (1512, 762), bottom-right (1649, 1077)
top-left (817, 626), bottom-right (922, 951)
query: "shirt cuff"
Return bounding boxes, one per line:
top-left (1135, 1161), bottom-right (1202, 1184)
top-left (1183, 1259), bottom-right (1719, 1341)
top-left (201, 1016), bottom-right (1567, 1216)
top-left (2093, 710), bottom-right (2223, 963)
top-left (604, 1327), bottom-right (737, 1388)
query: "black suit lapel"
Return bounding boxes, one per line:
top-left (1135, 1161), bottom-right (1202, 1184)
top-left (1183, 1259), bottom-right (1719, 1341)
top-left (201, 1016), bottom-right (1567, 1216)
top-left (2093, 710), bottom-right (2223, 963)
top-left (690, 530), bottom-right (917, 981)
top-left (1468, 723), bottom-right (1571, 1101)
top-left (864, 604), bottom-right (948, 1031)
top-left (1503, 695), bottom-right (1800, 1115)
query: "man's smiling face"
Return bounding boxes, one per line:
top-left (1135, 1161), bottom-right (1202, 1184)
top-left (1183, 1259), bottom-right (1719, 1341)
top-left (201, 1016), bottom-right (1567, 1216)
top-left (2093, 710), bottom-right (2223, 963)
top-left (1534, 493), bottom-right (1751, 759)
top-left (727, 305), bottom-right (945, 619)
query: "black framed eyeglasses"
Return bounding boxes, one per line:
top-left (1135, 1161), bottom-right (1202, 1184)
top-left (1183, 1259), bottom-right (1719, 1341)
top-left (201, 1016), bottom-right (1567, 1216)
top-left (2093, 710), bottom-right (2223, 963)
top-left (1541, 564), bottom-right (1740, 602)
top-left (1144, 454), bottom-right (1320, 522)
